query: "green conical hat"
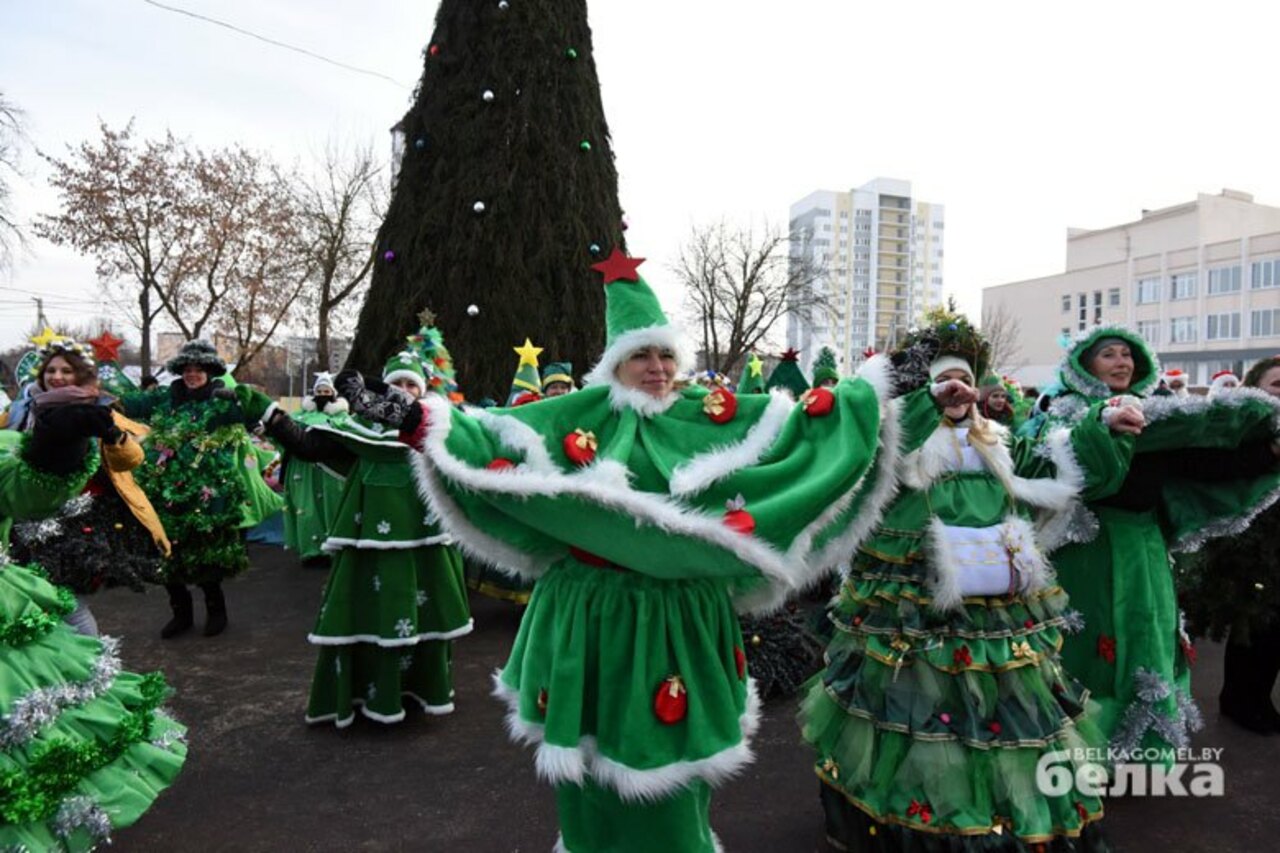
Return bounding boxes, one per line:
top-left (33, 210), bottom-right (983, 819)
top-left (508, 339), bottom-right (544, 405)
top-left (382, 351), bottom-right (427, 393)
top-left (765, 348), bottom-right (810, 397)
top-left (812, 346), bottom-right (839, 385)
top-left (583, 249), bottom-right (693, 387)
top-left (979, 373), bottom-right (1003, 388)
top-left (737, 353), bottom-right (766, 394)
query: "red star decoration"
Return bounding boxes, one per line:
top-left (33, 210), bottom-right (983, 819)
top-left (590, 248), bottom-right (645, 284)
top-left (88, 330), bottom-right (125, 362)
top-left (779, 348), bottom-right (801, 362)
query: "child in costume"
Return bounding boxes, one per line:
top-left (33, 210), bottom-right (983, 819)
top-left (280, 372), bottom-right (349, 564)
top-left (0, 379), bottom-right (186, 851)
top-left (800, 310), bottom-right (1141, 851)
top-left (1027, 327), bottom-right (1280, 758)
top-left (257, 337), bottom-right (473, 727)
top-left (6, 337), bottom-right (170, 636)
top-left (121, 340), bottom-right (282, 638)
top-left (335, 249), bottom-right (973, 852)
top-left (541, 362), bottom-right (577, 397)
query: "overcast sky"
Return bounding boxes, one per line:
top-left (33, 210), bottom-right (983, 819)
top-left (3, 0), bottom-right (1277, 352)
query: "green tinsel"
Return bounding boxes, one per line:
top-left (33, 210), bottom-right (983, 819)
top-left (15, 433), bottom-right (101, 496)
top-left (0, 586), bottom-right (75, 647)
top-left (0, 675), bottom-right (170, 825)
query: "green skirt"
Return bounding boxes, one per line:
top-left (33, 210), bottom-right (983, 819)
top-left (800, 555), bottom-right (1109, 850)
top-left (1055, 506), bottom-right (1199, 758)
top-left (494, 557), bottom-right (757, 802)
top-left (0, 562), bottom-right (187, 851)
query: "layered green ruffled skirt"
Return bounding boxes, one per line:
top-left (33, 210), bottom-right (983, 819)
top-left (800, 555), bottom-right (1110, 851)
top-left (0, 561), bottom-right (186, 851)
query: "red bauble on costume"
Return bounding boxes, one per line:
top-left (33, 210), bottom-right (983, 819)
top-left (563, 429), bottom-right (597, 466)
top-left (654, 675), bottom-right (688, 724)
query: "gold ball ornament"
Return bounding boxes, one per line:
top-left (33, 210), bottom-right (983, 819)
top-left (750, 634), bottom-right (762, 647)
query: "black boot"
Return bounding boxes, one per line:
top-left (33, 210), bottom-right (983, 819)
top-left (200, 582), bottom-right (227, 637)
top-left (161, 583), bottom-right (194, 639)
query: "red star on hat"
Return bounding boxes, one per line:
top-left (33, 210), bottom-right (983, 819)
top-left (88, 330), bottom-right (125, 362)
top-left (590, 248), bottom-right (645, 284)
top-left (780, 348), bottom-right (801, 362)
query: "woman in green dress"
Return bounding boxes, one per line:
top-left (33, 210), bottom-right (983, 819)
top-left (1027, 326), bottom-right (1280, 758)
top-left (257, 342), bottom-right (473, 727)
top-left (800, 310), bottom-right (1139, 852)
top-left (280, 372), bottom-right (348, 564)
top-left (337, 251), bottom-right (963, 852)
top-left (0, 380), bottom-right (186, 851)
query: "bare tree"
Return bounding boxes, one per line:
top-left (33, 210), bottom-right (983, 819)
top-left (674, 221), bottom-right (830, 376)
top-left (981, 299), bottom-right (1025, 373)
top-left (294, 140), bottom-right (386, 371)
top-left (36, 122), bottom-right (308, 374)
top-left (1, 91), bottom-right (28, 273)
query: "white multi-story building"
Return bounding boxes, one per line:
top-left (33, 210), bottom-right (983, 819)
top-left (982, 189), bottom-right (1280, 388)
top-left (787, 178), bottom-right (945, 374)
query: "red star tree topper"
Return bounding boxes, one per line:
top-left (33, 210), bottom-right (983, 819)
top-left (88, 330), bottom-right (125, 362)
top-left (590, 248), bottom-right (645, 284)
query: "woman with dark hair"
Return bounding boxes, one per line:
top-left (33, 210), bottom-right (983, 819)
top-left (2, 338), bottom-right (170, 636)
top-left (123, 340), bottom-right (282, 638)
top-left (1182, 355), bottom-right (1280, 733)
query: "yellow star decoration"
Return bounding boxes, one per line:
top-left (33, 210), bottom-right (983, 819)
top-left (514, 338), bottom-right (544, 369)
top-left (747, 353), bottom-right (764, 378)
top-left (30, 326), bottom-right (66, 349)
top-left (417, 307), bottom-right (437, 327)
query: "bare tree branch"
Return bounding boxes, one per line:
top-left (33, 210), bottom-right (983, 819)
top-left (981, 300), bottom-right (1025, 373)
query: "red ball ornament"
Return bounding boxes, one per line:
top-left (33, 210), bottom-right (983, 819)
top-left (486, 458), bottom-right (516, 471)
top-left (800, 387), bottom-right (835, 417)
top-left (1023, 619), bottom-right (1035, 629)
top-left (702, 388), bottom-right (738, 424)
top-left (733, 646), bottom-right (746, 680)
top-left (428, 43), bottom-right (440, 56)
top-left (988, 721), bottom-right (1002, 735)
top-left (723, 495), bottom-right (755, 535)
top-left (654, 675), bottom-right (688, 724)
top-left (82, 526), bottom-right (93, 534)
top-left (563, 428), bottom-right (597, 466)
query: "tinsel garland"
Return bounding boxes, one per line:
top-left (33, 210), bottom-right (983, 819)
top-left (0, 587), bottom-right (76, 647)
top-left (1109, 666), bottom-right (1203, 756)
top-left (11, 490), bottom-right (163, 594)
top-left (133, 398), bottom-right (251, 582)
top-left (15, 433), bottom-right (100, 495)
top-left (0, 674), bottom-right (169, 825)
top-left (0, 637), bottom-right (124, 749)
top-left (51, 795), bottom-right (111, 846)
top-left (739, 608), bottom-right (826, 699)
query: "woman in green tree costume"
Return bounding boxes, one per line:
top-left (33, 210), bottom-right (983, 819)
top-left (256, 337), bottom-right (472, 727)
top-left (1026, 326), bottom-right (1280, 759)
top-left (0, 382), bottom-right (186, 851)
top-left (1180, 355), bottom-right (1280, 734)
top-left (338, 249), bottom-right (969, 852)
top-left (122, 340), bottom-right (283, 638)
top-left (280, 372), bottom-right (349, 564)
top-left (800, 311), bottom-right (1141, 852)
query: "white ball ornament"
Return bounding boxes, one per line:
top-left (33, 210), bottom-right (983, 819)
top-left (482, 90), bottom-right (495, 103)
top-left (467, 304), bottom-right (480, 317)
top-left (473, 201), bottom-right (486, 214)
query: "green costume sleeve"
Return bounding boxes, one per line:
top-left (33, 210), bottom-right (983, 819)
top-left (412, 357), bottom-right (904, 612)
top-left (118, 389), bottom-right (162, 421)
top-left (0, 432), bottom-right (99, 538)
top-left (1009, 402), bottom-right (1134, 503)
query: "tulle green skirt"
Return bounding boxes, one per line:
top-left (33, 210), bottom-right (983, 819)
top-left (0, 562), bottom-right (187, 851)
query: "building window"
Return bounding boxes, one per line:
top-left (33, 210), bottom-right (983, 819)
top-left (1108, 288), bottom-right (1121, 306)
top-left (1136, 319), bottom-right (1160, 345)
top-left (1061, 295), bottom-right (1071, 313)
top-left (1170, 272), bottom-right (1197, 300)
top-left (1251, 308), bottom-right (1280, 337)
top-left (1252, 258), bottom-right (1280, 289)
top-left (1135, 277), bottom-right (1161, 304)
top-left (1207, 264), bottom-right (1242, 294)
top-left (1206, 312), bottom-right (1241, 340)
top-left (1169, 316), bottom-right (1197, 343)
top-left (1092, 290), bottom-right (1102, 306)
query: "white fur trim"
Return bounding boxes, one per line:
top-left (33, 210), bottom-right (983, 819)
top-left (604, 383), bottom-right (681, 418)
top-left (582, 324), bottom-right (696, 389)
top-left (492, 671), bottom-right (761, 802)
top-left (308, 619), bottom-right (474, 647)
top-left (382, 369), bottom-right (427, 394)
top-left (309, 419), bottom-right (408, 448)
top-left (468, 406), bottom-right (558, 473)
top-left (669, 391), bottom-right (793, 497)
top-left (403, 692), bottom-right (455, 715)
top-left (303, 692), bottom-right (453, 728)
top-left (554, 834), bottom-right (570, 853)
top-left (301, 398), bottom-right (316, 412)
top-left (262, 401), bottom-right (282, 424)
top-left (929, 355), bottom-right (973, 382)
top-left (925, 515), bottom-right (1054, 613)
top-left (320, 533), bottom-right (453, 552)
top-left (855, 354), bottom-right (897, 404)
top-left (925, 516), bottom-right (965, 613)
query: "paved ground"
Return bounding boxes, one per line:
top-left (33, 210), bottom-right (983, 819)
top-left (89, 544), bottom-right (1279, 852)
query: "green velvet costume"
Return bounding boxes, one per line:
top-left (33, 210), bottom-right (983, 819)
top-left (801, 387), bottom-right (1131, 850)
top-left (1030, 325), bottom-right (1280, 758)
top-left (281, 403), bottom-right (349, 562)
top-left (0, 431), bottom-right (186, 851)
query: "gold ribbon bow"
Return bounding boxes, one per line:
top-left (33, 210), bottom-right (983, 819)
top-left (572, 429), bottom-right (598, 451)
top-left (1010, 640), bottom-right (1039, 665)
top-left (821, 757), bottom-right (839, 780)
top-left (702, 392), bottom-right (727, 417)
top-left (889, 635), bottom-right (912, 681)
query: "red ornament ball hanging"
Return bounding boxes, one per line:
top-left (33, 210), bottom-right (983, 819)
top-left (486, 458), bottom-right (516, 471)
top-left (428, 44), bottom-right (440, 57)
top-left (654, 675), bottom-right (688, 724)
top-left (723, 494), bottom-right (755, 535)
top-left (702, 388), bottom-right (738, 424)
top-left (563, 429), bottom-right (597, 466)
top-left (800, 387), bottom-right (835, 417)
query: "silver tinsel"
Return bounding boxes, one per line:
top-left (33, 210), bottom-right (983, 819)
top-left (0, 637), bottom-right (122, 749)
top-left (1109, 668), bottom-right (1201, 756)
top-left (1134, 667), bottom-right (1172, 703)
top-left (1046, 395), bottom-right (1090, 425)
top-left (13, 495), bottom-right (96, 547)
top-left (52, 796), bottom-right (112, 844)
top-left (149, 711), bottom-right (189, 750)
top-left (1060, 609), bottom-right (1086, 634)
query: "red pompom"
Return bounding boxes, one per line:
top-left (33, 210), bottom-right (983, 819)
top-left (702, 388), bottom-right (738, 424)
top-left (653, 675), bottom-right (688, 724)
top-left (563, 429), bottom-right (597, 466)
top-left (800, 387), bottom-right (835, 417)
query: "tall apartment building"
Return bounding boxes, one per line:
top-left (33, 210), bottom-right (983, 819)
top-left (787, 178), bottom-right (945, 374)
top-left (982, 189), bottom-right (1280, 388)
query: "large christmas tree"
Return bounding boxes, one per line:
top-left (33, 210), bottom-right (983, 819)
top-left (347, 1), bottom-right (625, 399)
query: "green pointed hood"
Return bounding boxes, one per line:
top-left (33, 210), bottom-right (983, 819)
top-left (1058, 324), bottom-right (1159, 400)
top-left (812, 346), bottom-right (840, 385)
top-left (736, 353), bottom-right (767, 394)
top-left (382, 351), bottom-right (427, 394)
